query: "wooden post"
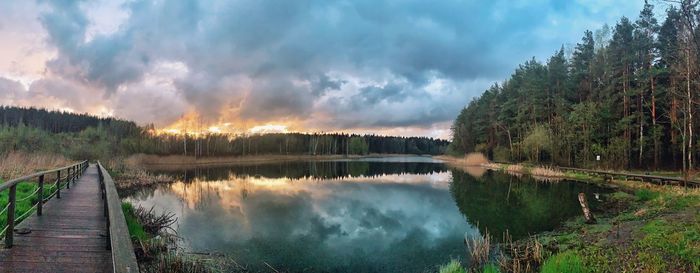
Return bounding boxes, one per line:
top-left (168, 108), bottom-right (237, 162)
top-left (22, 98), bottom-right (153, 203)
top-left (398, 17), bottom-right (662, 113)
top-left (56, 170), bottom-right (61, 199)
top-left (5, 185), bottom-right (16, 248)
top-left (578, 192), bottom-right (596, 224)
top-left (67, 167), bottom-right (71, 189)
top-left (37, 175), bottom-right (44, 216)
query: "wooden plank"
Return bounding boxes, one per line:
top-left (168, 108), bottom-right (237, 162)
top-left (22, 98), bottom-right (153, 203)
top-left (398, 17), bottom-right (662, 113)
top-left (0, 164), bottom-right (115, 273)
top-left (0, 260), bottom-right (112, 273)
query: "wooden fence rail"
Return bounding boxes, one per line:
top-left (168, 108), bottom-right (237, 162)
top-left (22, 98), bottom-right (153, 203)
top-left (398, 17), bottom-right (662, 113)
top-left (557, 166), bottom-right (700, 187)
top-left (0, 160), bottom-right (89, 247)
top-left (97, 161), bottom-right (139, 273)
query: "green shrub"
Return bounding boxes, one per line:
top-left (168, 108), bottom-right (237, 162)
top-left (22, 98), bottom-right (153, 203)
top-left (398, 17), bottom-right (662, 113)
top-left (635, 189), bottom-right (660, 202)
top-left (439, 260), bottom-right (466, 273)
top-left (540, 251), bottom-right (586, 273)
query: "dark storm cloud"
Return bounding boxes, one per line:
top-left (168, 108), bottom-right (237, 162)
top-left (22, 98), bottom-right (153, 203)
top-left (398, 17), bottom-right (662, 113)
top-left (40, 0), bottom-right (148, 92)
top-left (34, 0), bottom-right (645, 128)
top-left (311, 74), bottom-right (345, 96)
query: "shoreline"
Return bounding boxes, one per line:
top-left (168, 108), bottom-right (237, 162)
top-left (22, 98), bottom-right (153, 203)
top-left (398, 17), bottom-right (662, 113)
top-left (438, 155), bottom-right (700, 187)
top-left (439, 154), bottom-right (700, 272)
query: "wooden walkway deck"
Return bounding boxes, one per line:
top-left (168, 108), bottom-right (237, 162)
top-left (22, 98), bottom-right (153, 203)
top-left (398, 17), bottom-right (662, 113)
top-left (0, 164), bottom-right (112, 273)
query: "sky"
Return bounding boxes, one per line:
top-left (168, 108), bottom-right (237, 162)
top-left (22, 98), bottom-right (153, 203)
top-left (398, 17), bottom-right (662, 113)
top-left (0, 0), bottom-right (648, 138)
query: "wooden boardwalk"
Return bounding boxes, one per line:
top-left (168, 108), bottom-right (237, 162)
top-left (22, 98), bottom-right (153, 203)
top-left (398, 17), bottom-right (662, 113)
top-left (0, 164), bottom-right (112, 273)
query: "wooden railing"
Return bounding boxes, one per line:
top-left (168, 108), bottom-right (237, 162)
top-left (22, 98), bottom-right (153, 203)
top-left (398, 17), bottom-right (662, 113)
top-left (0, 160), bottom-right (89, 247)
top-left (558, 166), bottom-right (700, 187)
top-left (492, 161), bottom-right (700, 188)
top-left (97, 161), bottom-right (139, 273)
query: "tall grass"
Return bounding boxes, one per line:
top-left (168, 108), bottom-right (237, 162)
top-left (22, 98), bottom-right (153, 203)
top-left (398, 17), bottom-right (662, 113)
top-left (0, 152), bottom-right (72, 179)
top-left (463, 153), bottom-right (490, 166)
top-left (497, 231), bottom-right (543, 273)
top-left (0, 153), bottom-right (75, 238)
top-left (539, 251), bottom-right (586, 273)
top-left (528, 167), bottom-right (564, 178)
top-left (114, 168), bottom-right (174, 194)
top-left (466, 230), bottom-right (492, 270)
top-left (439, 260), bottom-right (466, 273)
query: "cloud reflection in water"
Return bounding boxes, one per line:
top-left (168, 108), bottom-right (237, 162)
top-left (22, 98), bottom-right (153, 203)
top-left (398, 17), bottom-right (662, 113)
top-left (128, 171), bottom-right (475, 272)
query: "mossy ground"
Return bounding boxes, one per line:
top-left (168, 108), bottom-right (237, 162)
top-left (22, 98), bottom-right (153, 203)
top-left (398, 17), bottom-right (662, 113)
top-left (538, 179), bottom-right (700, 273)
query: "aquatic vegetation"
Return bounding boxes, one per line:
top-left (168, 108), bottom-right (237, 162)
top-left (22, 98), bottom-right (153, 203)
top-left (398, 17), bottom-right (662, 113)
top-left (122, 202), bottom-right (148, 242)
top-left (439, 260), bottom-right (466, 273)
top-left (496, 233), bottom-right (544, 273)
top-left (466, 231), bottom-right (492, 269)
top-left (122, 201), bottom-right (208, 273)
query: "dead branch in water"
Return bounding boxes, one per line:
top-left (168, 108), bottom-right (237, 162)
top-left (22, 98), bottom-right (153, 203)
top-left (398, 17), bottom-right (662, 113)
top-left (578, 193), bottom-right (596, 224)
top-left (135, 206), bottom-right (178, 235)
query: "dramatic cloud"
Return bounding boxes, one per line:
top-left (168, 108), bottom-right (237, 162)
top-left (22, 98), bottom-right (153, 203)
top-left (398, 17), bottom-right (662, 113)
top-left (0, 0), bottom-right (646, 137)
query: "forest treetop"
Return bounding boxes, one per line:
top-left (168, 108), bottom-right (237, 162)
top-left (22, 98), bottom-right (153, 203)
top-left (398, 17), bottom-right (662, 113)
top-left (449, 1), bottom-right (700, 170)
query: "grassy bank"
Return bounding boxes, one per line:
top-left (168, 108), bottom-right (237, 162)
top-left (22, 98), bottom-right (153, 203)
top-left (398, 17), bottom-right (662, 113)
top-left (0, 152), bottom-right (73, 179)
top-left (440, 155), bottom-right (700, 272)
top-left (0, 182), bottom-right (59, 236)
top-left (546, 181), bottom-right (700, 272)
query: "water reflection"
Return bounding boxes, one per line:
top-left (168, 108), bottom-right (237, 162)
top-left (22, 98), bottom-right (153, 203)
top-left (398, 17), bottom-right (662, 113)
top-left (147, 160), bottom-right (448, 182)
top-left (126, 159), bottom-right (606, 272)
top-left (450, 171), bottom-right (606, 239)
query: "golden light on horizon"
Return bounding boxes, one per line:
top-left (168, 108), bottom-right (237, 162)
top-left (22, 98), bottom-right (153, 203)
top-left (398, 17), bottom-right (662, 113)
top-left (152, 112), bottom-right (295, 137)
top-left (249, 124), bottom-right (288, 134)
top-left (150, 111), bottom-right (448, 139)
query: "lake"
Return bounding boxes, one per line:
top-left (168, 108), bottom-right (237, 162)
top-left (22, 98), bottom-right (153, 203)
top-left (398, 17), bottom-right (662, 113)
top-left (124, 156), bottom-right (607, 272)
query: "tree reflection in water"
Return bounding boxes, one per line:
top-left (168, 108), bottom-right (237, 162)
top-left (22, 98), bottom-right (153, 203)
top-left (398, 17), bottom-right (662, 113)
top-left (125, 158), bottom-right (607, 272)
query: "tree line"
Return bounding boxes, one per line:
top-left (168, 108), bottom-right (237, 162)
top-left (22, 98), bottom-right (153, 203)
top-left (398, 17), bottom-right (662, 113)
top-left (0, 106), bottom-right (448, 160)
top-left (450, 1), bottom-right (700, 171)
top-left (126, 132), bottom-right (447, 157)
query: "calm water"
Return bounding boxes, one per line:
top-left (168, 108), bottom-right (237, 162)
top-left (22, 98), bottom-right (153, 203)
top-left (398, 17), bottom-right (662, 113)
top-left (125, 157), bottom-right (607, 272)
